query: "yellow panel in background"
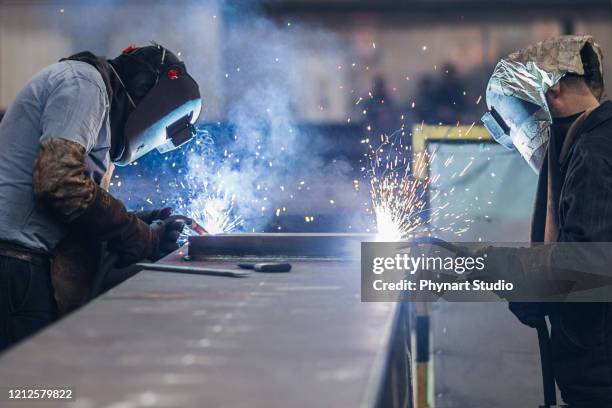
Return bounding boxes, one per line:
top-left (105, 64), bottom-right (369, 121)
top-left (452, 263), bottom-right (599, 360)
top-left (412, 124), bottom-right (491, 153)
top-left (411, 124), bottom-right (492, 408)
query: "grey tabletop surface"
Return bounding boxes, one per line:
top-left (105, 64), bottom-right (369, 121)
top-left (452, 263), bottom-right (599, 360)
top-left (0, 249), bottom-right (398, 408)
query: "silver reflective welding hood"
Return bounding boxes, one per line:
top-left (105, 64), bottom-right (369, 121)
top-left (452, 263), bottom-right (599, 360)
top-left (113, 53), bottom-right (202, 166)
top-left (482, 35), bottom-right (604, 173)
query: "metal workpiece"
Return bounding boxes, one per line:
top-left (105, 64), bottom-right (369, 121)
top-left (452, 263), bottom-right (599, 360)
top-left (187, 232), bottom-right (375, 260)
top-left (0, 248), bottom-right (409, 408)
top-left (138, 262), bottom-right (252, 277)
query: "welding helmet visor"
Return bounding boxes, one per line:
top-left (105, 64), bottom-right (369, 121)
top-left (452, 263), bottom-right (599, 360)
top-left (113, 59), bottom-right (202, 166)
top-left (482, 88), bottom-right (550, 172)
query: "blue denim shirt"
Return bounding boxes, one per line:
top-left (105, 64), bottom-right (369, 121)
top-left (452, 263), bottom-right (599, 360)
top-left (0, 61), bottom-right (110, 251)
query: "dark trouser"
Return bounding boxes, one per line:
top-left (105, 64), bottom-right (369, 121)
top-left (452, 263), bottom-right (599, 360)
top-left (0, 255), bottom-right (57, 352)
top-left (551, 303), bottom-right (612, 408)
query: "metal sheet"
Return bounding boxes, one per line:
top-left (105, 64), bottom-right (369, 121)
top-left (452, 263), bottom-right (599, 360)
top-left (187, 233), bottom-right (375, 260)
top-left (428, 141), bottom-right (543, 408)
top-left (0, 249), bottom-right (406, 408)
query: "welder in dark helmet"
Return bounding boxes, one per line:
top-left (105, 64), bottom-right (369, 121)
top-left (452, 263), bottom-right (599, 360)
top-left (481, 35), bottom-right (612, 407)
top-left (0, 43), bottom-right (202, 350)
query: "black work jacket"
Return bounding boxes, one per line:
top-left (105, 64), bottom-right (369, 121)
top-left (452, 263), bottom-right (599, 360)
top-left (546, 101), bottom-right (612, 407)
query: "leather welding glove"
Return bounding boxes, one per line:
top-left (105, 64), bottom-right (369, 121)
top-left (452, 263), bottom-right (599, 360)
top-left (33, 139), bottom-right (162, 267)
top-left (149, 217), bottom-right (186, 260)
top-left (132, 207), bottom-right (173, 224)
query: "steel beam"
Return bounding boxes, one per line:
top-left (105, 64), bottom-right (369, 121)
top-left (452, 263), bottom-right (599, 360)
top-left (187, 232), bottom-right (375, 260)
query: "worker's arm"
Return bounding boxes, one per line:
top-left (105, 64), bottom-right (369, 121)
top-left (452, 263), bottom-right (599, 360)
top-left (33, 138), bottom-right (159, 266)
top-left (558, 133), bottom-right (612, 242)
top-left (32, 68), bottom-right (161, 266)
top-left (481, 135), bottom-right (612, 299)
top-left (422, 136), bottom-right (612, 303)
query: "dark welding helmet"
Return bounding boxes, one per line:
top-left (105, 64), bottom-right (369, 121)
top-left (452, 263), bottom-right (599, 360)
top-left (110, 44), bottom-right (202, 166)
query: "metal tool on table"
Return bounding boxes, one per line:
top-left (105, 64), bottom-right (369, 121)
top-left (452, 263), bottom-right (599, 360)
top-left (238, 262), bottom-right (292, 273)
top-left (137, 262), bottom-right (250, 277)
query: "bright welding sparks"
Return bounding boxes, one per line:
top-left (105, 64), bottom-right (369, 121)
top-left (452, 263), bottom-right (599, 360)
top-left (176, 129), bottom-right (244, 236)
top-left (366, 130), bottom-right (431, 241)
top-left (374, 204), bottom-right (403, 241)
top-left (185, 195), bottom-right (243, 235)
top-left (365, 122), bottom-right (479, 240)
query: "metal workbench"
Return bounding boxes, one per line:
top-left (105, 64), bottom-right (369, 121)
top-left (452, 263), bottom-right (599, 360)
top-left (0, 248), bottom-right (412, 408)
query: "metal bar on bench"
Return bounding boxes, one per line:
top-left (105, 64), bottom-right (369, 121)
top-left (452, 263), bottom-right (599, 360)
top-left (137, 262), bottom-right (251, 277)
top-left (187, 232), bottom-right (375, 260)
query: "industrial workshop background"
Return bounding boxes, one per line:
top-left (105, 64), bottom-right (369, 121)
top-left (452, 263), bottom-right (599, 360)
top-left (1, 0), bottom-right (611, 234)
top-left (0, 1), bottom-right (611, 408)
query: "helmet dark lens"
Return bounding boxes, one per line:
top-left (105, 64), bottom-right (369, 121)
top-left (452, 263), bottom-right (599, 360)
top-left (482, 106), bottom-right (515, 150)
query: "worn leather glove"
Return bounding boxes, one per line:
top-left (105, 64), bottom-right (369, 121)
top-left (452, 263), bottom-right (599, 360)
top-left (33, 139), bottom-right (161, 267)
top-left (149, 216), bottom-right (187, 260)
top-left (71, 187), bottom-right (160, 267)
top-left (132, 207), bottom-right (173, 224)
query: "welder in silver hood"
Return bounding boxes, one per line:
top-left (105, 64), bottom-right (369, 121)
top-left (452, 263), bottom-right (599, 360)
top-left (0, 43), bottom-right (201, 350)
top-left (483, 35), bottom-right (605, 172)
top-left (480, 36), bottom-right (612, 407)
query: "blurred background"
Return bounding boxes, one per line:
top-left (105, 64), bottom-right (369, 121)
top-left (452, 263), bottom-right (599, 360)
top-left (2, 0), bottom-right (612, 123)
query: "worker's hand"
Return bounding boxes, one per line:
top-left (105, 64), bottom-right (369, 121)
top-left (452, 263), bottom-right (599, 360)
top-left (405, 237), bottom-right (475, 258)
top-left (132, 207), bottom-right (173, 224)
top-left (149, 217), bottom-right (186, 260)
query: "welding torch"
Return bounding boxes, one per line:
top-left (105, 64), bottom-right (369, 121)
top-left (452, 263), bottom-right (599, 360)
top-left (403, 236), bottom-right (472, 256)
top-left (164, 215), bottom-right (208, 235)
top-left (186, 218), bottom-right (208, 235)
